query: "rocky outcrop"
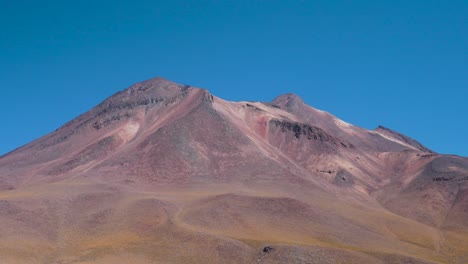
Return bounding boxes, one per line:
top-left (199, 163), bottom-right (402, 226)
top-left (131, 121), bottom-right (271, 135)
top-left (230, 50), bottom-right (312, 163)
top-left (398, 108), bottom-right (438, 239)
top-left (269, 119), bottom-right (353, 148)
top-left (333, 170), bottom-right (355, 187)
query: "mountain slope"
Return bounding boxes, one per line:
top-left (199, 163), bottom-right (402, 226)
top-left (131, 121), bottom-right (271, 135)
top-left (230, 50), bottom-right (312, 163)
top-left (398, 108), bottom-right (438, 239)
top-left (0, 77), bottom-right (467, 264)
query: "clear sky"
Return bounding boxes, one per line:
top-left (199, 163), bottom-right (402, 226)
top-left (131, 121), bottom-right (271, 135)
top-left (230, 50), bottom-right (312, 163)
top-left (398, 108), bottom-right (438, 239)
top-left (1, 0), bottom-right (467, 156)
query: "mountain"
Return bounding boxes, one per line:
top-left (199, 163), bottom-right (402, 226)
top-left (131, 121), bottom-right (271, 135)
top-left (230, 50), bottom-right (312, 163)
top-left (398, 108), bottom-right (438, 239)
top-left (0, 77), bottom-right (467, 264)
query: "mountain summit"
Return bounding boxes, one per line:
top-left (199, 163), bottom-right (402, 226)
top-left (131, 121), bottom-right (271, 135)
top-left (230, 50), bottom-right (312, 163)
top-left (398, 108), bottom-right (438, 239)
top-left (0, 77), bottom-right (467, 263)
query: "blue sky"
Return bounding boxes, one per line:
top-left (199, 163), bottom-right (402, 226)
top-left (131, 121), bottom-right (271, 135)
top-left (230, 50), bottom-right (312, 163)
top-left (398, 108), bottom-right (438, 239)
top-left (1, 0), bottom-right (467, 156)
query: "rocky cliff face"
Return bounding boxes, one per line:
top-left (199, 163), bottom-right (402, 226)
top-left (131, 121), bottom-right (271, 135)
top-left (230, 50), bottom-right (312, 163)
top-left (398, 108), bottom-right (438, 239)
top-left (0, 77), bottom-right (467, 264)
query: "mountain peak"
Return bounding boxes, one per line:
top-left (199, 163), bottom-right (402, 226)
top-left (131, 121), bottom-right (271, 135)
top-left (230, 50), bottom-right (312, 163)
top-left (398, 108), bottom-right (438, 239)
top-left (137, 76), bottom-right (171, 84)
top-left (272, 93), bottom-right (304, 104)
top-left (124, 76), bottom-right (190, 98)
top-left (271, 93), bottom-right (305, 113)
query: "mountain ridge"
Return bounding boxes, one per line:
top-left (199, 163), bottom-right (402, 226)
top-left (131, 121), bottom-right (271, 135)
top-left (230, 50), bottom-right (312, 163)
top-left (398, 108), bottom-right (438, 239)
top-left (0, 77), bottom-right (467, 263)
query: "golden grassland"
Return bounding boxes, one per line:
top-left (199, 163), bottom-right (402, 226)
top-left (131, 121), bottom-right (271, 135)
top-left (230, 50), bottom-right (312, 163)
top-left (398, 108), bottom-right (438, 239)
top-left (0, 180), bottom-right (466, 264)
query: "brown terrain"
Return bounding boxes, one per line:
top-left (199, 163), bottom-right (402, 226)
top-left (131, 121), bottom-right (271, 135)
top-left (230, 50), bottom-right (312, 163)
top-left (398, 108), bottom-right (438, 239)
top-left (0, 77), bottom-right (467, 263)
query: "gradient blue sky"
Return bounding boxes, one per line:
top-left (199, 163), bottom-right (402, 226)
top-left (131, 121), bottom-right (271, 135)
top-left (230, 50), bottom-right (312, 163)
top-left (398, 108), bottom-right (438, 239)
top-left (1, 0), bottom-right (467, 156)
